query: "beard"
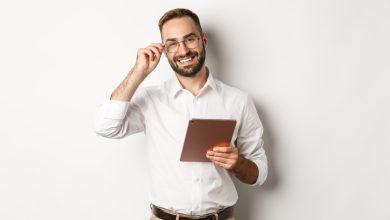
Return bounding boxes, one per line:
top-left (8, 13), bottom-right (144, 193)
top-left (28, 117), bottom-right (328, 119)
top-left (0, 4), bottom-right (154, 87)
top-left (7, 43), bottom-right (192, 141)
top-left (167, 46), bottom-right (206, 77)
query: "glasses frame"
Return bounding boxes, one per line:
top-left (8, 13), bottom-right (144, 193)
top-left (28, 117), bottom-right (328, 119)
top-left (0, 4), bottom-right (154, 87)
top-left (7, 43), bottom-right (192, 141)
top-left (163, 35), bottom-right (202, 53)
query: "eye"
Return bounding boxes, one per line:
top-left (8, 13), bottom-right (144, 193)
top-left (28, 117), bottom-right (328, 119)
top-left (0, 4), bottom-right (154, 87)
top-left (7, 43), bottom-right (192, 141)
top-left (167, 42), bottom-right (178, 48)
top-left (185, 37), bottom-right (196, 43)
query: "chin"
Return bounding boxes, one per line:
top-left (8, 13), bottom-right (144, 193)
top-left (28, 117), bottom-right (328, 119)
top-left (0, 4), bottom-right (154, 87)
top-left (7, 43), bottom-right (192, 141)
top-left (171, 58), bottom-right (205, 78)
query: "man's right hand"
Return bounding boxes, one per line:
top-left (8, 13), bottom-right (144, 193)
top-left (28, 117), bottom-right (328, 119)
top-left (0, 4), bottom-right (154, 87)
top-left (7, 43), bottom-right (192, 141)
top-left (110, 43), bottom-right (165, 101)
top-left (133, 43), bottom-right (165, 78)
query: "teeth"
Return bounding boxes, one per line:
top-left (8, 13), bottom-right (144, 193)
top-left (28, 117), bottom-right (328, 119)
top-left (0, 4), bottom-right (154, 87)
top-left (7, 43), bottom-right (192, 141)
top-left (179, 57), bottom-right (192, 63)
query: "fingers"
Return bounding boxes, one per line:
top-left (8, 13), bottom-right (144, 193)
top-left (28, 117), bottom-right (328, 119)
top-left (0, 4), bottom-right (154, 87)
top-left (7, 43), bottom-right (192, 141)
top-left (134, 43), bottom-right (164, 75)
top-left (138, 48), bottom-right (153, 61)
top-left (148, 44), bottom-right (163, 60)
top-left (137, 43), bottom-right (164, 61)
top-left (206, 148), bottom-right (237, 160)
top-left (208, 151), bottom-right (233, 158)
top-left (206, 146), bottom-right (238, 170)
top-left (149, 43), bottom-right (164, 53)
top-left (207, 154), bottom-right (237, 170)
top-left (213, 160), bottom-right (229, 169)
top-left (212, 146), bottom-right (234, 153)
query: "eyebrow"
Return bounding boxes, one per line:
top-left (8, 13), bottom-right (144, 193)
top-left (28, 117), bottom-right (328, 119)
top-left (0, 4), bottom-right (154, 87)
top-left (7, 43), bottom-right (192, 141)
top-left (164, 33), bottom-right (198, 43)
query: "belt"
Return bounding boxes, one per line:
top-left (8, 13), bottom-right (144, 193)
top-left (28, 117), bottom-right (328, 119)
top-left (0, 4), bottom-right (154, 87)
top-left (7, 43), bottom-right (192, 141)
top-left (151, 204), bottom-right (234, 220)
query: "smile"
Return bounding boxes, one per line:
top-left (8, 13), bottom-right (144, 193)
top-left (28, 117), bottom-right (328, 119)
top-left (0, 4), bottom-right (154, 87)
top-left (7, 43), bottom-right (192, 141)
top-left (177, 56), bottom-right (195, 64)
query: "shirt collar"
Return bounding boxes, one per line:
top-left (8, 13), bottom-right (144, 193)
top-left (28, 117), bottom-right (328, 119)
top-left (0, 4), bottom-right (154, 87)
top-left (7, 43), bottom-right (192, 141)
top-left (168, 68), bottom-right (217, 98)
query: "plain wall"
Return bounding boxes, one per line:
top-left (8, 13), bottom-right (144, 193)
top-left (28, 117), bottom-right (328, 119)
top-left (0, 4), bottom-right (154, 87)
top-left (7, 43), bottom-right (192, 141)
top-left (1, 0), bottom-right (389, 219)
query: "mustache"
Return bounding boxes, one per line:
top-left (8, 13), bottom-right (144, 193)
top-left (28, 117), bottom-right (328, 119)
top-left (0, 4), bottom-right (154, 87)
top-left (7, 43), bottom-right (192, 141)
top-left (174, 51), bottom-right (198, 61)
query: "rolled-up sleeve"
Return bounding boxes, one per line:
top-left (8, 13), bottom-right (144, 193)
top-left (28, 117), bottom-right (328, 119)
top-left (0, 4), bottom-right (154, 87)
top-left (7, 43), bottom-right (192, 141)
top-left (94, 90), bottom-right (146, 139)
top-left (236, 95), bottom-right (268, 186)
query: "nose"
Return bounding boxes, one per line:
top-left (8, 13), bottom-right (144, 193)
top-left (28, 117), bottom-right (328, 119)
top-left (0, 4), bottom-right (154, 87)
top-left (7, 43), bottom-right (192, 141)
top-left (176, 41), bottom-right (190, 55)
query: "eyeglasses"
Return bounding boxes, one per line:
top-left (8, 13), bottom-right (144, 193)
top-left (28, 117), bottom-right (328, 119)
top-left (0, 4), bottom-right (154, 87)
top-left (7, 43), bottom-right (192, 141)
top-left (164, 36), bottom-right (201, 53)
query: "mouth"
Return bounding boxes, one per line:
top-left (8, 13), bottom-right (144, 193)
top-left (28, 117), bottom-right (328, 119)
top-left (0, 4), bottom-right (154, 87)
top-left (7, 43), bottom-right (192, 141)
top-left (175, 54), bottom-right (197, 66)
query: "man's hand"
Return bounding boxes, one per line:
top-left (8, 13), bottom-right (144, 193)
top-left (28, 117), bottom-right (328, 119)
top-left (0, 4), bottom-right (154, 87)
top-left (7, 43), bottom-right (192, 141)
top-left (134, 43), bottom-right (165, 78)
top-left (206, 146), bottom-right (259, 185)
top-left (110, 43), bottom-right (164, 101)
top-left (206, 146), bottom-right (239, 170)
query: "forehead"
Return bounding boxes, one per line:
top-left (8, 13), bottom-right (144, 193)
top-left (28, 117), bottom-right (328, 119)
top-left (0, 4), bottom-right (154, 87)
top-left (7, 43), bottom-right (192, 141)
top-left (161, 16), bottom-right (200, 41)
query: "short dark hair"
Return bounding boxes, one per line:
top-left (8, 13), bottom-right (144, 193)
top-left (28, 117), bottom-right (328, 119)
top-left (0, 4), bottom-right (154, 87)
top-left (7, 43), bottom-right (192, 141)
top-left (158, 8), bottom-right (203, 34)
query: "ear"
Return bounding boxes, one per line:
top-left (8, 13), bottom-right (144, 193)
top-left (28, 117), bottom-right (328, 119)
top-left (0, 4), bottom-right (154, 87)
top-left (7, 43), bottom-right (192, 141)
top-left (160, 35), bottom-right (168, 58)
top-left (202, 32), bottom-right (208, 48)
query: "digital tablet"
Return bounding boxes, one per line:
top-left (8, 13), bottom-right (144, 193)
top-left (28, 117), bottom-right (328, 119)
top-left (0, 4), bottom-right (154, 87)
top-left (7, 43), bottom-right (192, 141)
top-left (180, 118), bottom-right (237, 162)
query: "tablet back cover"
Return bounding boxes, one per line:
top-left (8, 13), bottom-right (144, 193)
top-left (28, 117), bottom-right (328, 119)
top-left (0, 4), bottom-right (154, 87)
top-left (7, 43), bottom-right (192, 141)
top-left (180, 119), bottom-right (237, 162)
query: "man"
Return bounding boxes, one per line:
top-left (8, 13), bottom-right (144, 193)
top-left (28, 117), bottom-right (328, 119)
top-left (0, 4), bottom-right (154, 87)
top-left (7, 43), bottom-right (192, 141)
top-left (95, 8), bottom-right (267, 220)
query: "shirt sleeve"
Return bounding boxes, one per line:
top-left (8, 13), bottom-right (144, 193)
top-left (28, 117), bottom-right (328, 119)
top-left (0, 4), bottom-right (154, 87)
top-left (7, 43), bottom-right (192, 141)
top-left (94, 89), bottom-right (146, 139)
top-left (236, 95), bottom-right (268, 186)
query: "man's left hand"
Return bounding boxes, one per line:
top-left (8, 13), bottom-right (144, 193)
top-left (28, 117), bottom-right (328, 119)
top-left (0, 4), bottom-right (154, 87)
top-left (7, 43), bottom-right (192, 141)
top-left (206, 146), bottom-right (240, 170)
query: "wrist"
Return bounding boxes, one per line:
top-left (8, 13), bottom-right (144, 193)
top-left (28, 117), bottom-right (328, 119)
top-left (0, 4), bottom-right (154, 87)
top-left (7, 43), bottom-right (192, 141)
top-left (231, 155), bottom-right (245, 175)
top-left (129, 68), bottom-right (147, 84)
top-left (132, 64), bottom-right (151, 79)
top-left (231, 155), bottom-right (259, 184)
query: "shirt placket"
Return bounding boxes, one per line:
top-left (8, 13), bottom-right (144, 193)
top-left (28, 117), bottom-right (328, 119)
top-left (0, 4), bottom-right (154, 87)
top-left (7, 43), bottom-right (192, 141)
top-left (190, 95), bottom-right (203, 213)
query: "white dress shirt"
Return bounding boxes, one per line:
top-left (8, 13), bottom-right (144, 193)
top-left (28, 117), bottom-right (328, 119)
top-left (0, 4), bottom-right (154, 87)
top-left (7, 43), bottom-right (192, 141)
top-left (94, 73), bottom-right (268, 215)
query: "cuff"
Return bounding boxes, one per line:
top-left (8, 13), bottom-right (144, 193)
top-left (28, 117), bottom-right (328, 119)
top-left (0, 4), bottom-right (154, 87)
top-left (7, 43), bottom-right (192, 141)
top-left (251, 159), bottom-right (268, 186)
top-left (101, 100), bottom-right (130, 120)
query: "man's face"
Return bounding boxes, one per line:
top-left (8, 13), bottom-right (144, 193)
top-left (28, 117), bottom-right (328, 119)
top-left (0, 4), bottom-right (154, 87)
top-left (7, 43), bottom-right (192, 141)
top-left (161, 17), bottom-right (207, 77)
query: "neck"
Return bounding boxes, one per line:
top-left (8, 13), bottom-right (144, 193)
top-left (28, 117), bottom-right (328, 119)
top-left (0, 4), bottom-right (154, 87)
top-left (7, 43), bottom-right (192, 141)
top-left (176, 66), bottom-right (209, 96)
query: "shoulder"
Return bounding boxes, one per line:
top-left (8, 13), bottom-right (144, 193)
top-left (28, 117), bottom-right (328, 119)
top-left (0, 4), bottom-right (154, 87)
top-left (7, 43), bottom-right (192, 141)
top-left (214, 79), bottom-right (250, 105)
top-left (133, 79), bottom-right (170, 101)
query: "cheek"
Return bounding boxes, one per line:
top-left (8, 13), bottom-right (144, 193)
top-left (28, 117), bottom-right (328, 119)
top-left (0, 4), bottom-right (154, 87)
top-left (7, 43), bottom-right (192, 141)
top-left (169, 55), bottom-right (176, 61)
top-left (167, 55), bottom-right (177, 64)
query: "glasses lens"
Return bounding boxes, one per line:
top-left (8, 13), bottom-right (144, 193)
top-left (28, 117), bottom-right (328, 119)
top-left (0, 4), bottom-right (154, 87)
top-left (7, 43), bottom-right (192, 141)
top-left (165, 37), bottom-right (199, 53)
top-left (166, 42), bottom-right (178, 53)
top-left (184, 37), bottom-right (198, 49)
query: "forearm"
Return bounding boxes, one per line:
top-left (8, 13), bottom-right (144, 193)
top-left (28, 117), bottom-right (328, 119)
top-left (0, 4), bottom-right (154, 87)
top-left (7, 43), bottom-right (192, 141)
top-left (231, 155), bottom-right (259, 185)
top-left (110, 67), bottom-right (146, 101)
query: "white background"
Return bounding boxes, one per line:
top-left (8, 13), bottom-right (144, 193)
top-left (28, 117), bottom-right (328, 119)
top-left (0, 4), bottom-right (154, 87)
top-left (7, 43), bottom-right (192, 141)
top-left (1, 0), bottom-right (389, 219)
